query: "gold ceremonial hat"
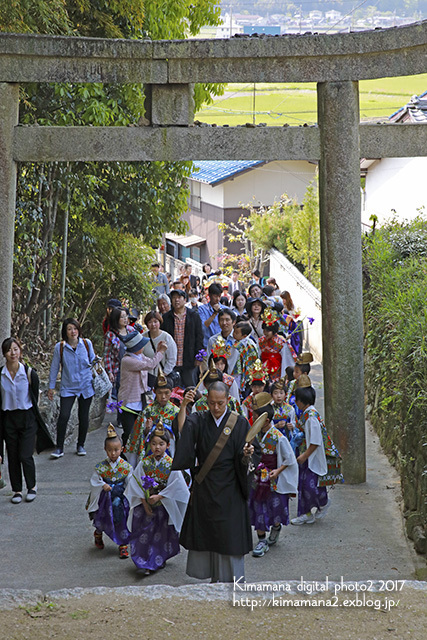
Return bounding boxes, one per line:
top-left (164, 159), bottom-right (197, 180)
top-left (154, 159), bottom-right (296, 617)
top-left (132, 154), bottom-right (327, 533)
top-left (154, 420), bottom-right (165, 438)
top-left (296, 374), bottom-right (312, 388)
top-left (252, 392), bottom-right (273, 410)
top-left (207, 356), bottom-right (220, 380)
top-left (107, 423), bottom-right (118, 439)
top-left (296, 352), bottom-right (314, 365)
top-left (248, 359), bottom-right (267, 384)
top-left (273, 376), bottom-right (286, 390)
top-left (261, 307), bottom-right (279, 326)
top-left (156, 369), bottom-right (168, 388)
top-left (211, 335), bottom-right (231, 360)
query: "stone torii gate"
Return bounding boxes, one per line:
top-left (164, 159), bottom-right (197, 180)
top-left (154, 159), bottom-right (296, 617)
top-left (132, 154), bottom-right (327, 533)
top-left (1, 23), bottom-right (427, 483)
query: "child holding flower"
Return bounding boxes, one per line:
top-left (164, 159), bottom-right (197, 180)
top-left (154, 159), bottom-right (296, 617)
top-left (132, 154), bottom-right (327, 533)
top-left (249, 398), bottom-right (298, 558)
top-left (124, 422), bottom-right (190, 575)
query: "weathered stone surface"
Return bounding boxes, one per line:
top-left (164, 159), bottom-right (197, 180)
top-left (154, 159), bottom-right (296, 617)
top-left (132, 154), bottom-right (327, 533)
top-left (0, 83), bottom-right (18, 346)
top-left (0, 589), bottom-right (44, 611)
top-left (318, 81), bottom-right (366, 484)
top-left (12, 124), bottom-right (321, 161)
top-left (1, 22), bottom-right (426, 82)
top-left (12, 123), bottom-right (427, 163)
top-left (413, 526), bottom-right (427, 554)
top-left (150, 84), bottom-right (194, 126)
top-left (406, 512), bottom-right (423, 539)
top-left (0, 33), bottom-right (165, 83)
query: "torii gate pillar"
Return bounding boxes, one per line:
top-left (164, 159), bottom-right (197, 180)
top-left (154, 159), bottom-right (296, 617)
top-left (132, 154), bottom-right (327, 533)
top-left (318, 80), bottom-right (366, 483)
top-left (0, 83), bottom-right (19, 345)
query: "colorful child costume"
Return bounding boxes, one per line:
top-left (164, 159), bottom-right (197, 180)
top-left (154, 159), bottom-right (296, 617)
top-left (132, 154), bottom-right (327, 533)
top-left (86, 456), bottom-right (133, 552)
top-left (231, 337), bottom-right (260, 393)
top-left (125, 399), bottom-right (179, 466)
top-left (242, 393), bottom-right (256, 424)
top-left (259, 334), bottom-right (296, 384)
top-left (285, 378), bottom-right (301, 419)
top-left (272, 401), bottom-right (296, 433)
top-left (249, 425), bottom-right (298, 532)
top-left (125, 453), bottom-right (189, 572)
top-left (296, 405), bottom-right (343, 517)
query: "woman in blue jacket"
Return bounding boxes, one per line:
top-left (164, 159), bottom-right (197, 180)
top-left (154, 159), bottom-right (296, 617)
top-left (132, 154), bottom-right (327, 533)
top-left (48, 318), bottom-right (95, 458)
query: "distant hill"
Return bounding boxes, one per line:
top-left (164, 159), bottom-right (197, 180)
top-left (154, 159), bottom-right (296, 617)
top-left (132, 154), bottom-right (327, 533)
top-left (222, 0), bottom-right (426, 19)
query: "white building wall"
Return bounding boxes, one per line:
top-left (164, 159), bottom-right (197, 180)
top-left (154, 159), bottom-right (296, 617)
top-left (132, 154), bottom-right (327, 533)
top-left (270, 249), bottom-right (322, 363)
top-left (363, 157), bottom-right (427, 226)
top-left (200, 181), bottom-right (224, 208)
top-left (222, 161), bottom-right (317, 208)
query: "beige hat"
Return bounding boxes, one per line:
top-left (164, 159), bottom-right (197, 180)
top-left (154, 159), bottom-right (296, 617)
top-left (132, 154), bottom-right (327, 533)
top-left (296, 374), bottom-right (312, 388)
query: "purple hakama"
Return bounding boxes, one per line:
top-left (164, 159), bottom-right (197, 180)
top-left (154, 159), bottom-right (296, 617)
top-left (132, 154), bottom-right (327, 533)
top-left (129, 503), bottom-right (180, 571)
top-left (92, 488), bottom-right (131, 546)
top-left (297, 460), bottom-right (328, 516)
top-left (248, 453), bottom-right (290, 531)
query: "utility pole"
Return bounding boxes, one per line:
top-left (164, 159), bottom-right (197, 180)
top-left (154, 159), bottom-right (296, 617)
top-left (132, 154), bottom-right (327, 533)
top-left (253, 83), bottom-right (256, 125)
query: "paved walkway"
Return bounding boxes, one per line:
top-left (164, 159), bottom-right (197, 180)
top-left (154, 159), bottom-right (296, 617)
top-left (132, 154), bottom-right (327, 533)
top-left (0, 363), bottom-right (423, 594)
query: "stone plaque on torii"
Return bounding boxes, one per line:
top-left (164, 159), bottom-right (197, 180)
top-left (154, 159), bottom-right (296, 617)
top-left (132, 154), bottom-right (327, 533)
top-left (1, 22), bottom-right (427, 483)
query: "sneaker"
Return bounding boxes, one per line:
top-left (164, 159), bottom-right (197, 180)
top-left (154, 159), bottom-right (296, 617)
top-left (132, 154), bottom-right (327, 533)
top-left (252, 539), bottom-right (269, 557)
top-left (94, 531), bottom-right (104, 549)
top-left (119, 545), bottom-right (129, 559)
top-left (315, 499), bottom-right (331, 520)
top-left (76, 446), bottom-right (87, 456)
top-left (11, 492), bottom-right (22, 504)
top-left (50, 449), bottom-right (64, 459)
top-left (291, 513), bottom-right (315, 525)
top-left (26, 488), bottom-right (37, 502)
top-left (268, 524), bottom-right (282, 545)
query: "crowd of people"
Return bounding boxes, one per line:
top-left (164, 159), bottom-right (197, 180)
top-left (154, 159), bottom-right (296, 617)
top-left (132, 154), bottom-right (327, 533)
top-left (0, 261), bottom-right (343, 583)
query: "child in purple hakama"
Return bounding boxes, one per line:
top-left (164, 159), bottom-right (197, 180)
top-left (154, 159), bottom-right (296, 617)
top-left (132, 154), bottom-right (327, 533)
top-left (249, 399), bottom-right (298, 557)
top-left (125, 423), bottom-right (189, 575)
top-left (290, 375), bottom-right (343, 525)
top-left (86, 425), bottom-right (132, 558)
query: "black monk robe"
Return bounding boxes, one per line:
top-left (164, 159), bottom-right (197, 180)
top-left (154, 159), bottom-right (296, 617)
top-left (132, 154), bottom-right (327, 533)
top-left (172, 410), bottom-right (261, 556)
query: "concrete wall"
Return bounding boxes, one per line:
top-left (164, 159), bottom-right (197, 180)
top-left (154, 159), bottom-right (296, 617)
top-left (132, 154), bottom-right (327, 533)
top-left (363, 157), bottom-right (427, 225)
top-left (183, 201), bottom-right (225, 265)
top-left (270, 248), bottom-right (323, 362)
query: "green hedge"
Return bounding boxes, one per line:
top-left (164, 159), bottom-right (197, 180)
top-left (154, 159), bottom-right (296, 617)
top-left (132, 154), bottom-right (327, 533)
top-left (363, 217), bottom-right (427, 556)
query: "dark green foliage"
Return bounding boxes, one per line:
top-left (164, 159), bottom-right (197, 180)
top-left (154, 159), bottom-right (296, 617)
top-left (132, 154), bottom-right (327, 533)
top-left (363, 216), bottom-right (427, 538)
top-left (4, 0), bottom-right (222, 355)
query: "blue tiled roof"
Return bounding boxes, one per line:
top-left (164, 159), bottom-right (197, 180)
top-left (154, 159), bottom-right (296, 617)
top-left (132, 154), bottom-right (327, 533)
top-left (190, 160), bottom-right (265, 185)
top-left (389, 90), bottom-right (427, 122)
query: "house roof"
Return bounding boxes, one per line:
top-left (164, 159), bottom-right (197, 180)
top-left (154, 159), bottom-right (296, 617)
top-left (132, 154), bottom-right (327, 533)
top-left (165, 232), bottom-right (205, 247)
top-left (190, 160), bottom-right (265, 185)
top-left (389, 91), bottom-right (427, 123)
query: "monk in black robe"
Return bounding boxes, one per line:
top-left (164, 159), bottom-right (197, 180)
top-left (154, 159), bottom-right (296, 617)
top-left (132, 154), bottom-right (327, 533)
top-left (172, 381), bottom-right (261, 582)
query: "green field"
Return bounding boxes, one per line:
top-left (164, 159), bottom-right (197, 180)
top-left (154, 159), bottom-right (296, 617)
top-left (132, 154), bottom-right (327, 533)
top-left (195, 74), bottom-right (427, 125)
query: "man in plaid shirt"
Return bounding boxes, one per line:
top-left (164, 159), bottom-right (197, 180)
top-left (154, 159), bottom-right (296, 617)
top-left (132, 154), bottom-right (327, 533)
top-left (162, 290), bottom-right (204, 388)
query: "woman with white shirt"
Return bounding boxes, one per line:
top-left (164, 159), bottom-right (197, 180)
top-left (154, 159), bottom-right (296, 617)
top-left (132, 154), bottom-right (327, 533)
top-left (0, 337), bottom-right (53, 503)
top-left (48, 318), bottom-right (96, 458)
top-left (142, 311), bottom-right (177, 382)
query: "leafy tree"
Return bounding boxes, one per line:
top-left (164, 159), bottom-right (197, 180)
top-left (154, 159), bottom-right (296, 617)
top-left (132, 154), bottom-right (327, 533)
top-left (2, 0), bottom-right (222, 350)
top-left (216, 177), bottom-right (320, 288)
top-left (285, 179), bottom-right (321, 288)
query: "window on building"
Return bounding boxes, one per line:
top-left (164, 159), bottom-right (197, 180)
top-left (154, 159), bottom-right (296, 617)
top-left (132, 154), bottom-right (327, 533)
top-left (191, 246), bottom-right (201, 263)
top-left (190, 180), bottom-right (201, 210)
